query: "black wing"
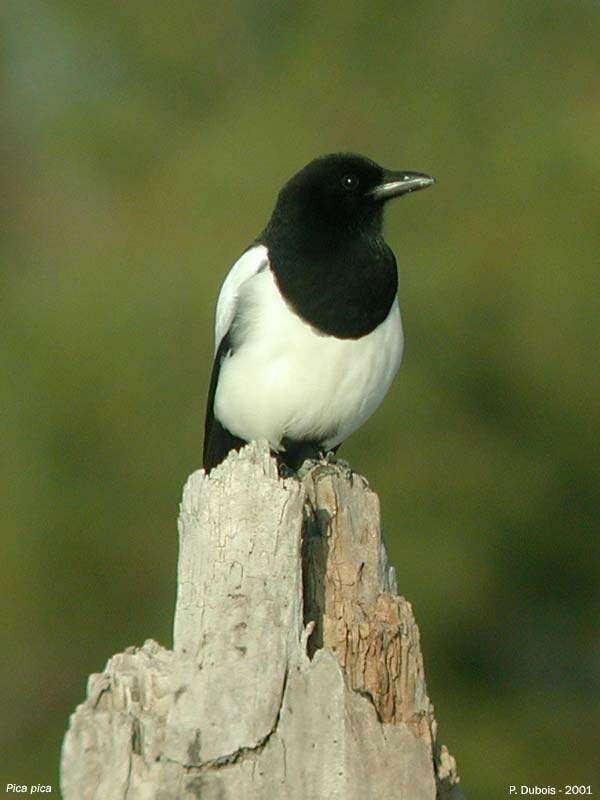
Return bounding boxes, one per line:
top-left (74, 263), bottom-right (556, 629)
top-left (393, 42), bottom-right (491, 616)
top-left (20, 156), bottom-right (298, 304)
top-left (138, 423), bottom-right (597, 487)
top-left (202, 333), bottom-right (246, 472)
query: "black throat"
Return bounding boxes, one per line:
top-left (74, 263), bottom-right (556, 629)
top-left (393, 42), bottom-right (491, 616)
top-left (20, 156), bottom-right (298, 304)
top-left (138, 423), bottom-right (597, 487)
top-left (258, 212), bottom-right (398, 340)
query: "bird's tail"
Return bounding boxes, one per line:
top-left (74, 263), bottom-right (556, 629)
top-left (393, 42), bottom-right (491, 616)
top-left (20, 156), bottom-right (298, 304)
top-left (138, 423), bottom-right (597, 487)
top-left (203, 417), bottom-right (246, 473)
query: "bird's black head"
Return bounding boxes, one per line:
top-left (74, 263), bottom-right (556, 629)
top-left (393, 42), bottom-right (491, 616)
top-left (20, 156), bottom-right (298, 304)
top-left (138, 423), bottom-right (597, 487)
top-left (260, 153), bottom-right (435, 339)
top-left (270, 153), bottom-right (435, 238)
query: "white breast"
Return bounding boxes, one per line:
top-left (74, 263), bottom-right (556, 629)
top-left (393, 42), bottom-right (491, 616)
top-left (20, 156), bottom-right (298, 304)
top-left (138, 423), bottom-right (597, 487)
top-left (214, 266), bottom-right (403, 452)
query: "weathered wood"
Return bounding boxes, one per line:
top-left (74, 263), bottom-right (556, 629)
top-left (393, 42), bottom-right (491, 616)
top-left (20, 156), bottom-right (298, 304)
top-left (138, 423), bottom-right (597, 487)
top-left (60, 441), bottom-right (465, 799)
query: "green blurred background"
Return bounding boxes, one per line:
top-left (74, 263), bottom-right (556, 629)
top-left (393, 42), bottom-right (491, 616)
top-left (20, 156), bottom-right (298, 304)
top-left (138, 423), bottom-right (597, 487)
top-left (2, 0), bottom-right (599, 796)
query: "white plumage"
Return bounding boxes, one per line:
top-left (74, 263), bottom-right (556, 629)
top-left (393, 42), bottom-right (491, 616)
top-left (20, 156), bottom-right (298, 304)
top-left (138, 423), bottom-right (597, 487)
top-left (213, 246), bottom-right (404, 453)
top-left (214, 245), bottom-right (269, 355)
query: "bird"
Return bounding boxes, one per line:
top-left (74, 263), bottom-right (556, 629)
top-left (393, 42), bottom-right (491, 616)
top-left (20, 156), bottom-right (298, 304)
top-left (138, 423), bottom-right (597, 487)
top-left (202, 152), bottom-right (435, 473)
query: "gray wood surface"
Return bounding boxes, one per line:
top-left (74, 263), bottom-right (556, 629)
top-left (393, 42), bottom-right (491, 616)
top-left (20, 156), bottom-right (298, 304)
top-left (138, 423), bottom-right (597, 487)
top-left (60, 441), bottom-right (465, 799)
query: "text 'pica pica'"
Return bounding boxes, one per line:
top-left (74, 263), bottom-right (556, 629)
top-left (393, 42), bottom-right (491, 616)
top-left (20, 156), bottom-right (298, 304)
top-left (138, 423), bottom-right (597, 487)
top-left (203, 153), bottom-right (435, 472)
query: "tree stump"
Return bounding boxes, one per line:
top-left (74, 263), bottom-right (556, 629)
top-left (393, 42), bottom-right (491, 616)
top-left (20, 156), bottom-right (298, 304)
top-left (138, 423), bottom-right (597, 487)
top-left (60, 441), bottom-right (465, 799)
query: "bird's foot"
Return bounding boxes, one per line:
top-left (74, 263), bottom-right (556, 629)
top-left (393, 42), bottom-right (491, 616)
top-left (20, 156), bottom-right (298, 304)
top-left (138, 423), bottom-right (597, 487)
top-left (278, 456), bottom-right (322, 480)
top-left (322, 451), bottom-right (353, 477)
top-left (278, 461), bottom-right (299, 480)
top-left (277, 446), bottom-right (352, 480)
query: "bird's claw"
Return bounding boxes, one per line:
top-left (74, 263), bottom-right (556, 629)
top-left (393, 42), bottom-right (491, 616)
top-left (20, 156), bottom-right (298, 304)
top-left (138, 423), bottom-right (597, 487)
top-left (323, 451), bottom-right (353, 476)
top-left (278, 452), bottom-right (353, 480)
top-left (278, 462), bottom-right (298, 480)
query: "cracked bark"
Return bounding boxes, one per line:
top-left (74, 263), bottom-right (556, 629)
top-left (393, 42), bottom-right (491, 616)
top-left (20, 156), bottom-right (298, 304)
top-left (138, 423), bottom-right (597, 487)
top-left (60, 441), bottom-right (466, 799)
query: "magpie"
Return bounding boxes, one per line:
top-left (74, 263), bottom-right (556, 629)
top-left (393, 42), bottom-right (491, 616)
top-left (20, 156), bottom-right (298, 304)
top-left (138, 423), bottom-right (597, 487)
top-left (203, 153), bottom-right (435, 473)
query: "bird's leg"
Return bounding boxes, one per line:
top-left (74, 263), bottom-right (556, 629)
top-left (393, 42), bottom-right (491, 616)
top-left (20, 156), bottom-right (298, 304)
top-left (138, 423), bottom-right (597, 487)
top-left (277, 461), bottom-right (298, 480)
top-left (277, 439), bottom-right (322, 478)
top-left (277, 440), bottom-right (353, 479)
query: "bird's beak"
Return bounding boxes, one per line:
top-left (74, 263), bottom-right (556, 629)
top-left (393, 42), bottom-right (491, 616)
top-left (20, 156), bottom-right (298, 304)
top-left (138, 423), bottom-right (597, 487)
top-left (370, 170), bottom-right (436, 201)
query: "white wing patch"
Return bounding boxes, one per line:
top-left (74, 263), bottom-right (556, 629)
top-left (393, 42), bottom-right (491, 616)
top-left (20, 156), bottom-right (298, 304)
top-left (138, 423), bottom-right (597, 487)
top-left (214, 245), bottom-right (269, 355)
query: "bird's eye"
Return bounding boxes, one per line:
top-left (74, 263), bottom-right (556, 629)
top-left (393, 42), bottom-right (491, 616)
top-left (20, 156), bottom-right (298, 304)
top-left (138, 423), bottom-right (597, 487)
top-left (341, 174), bottom-right (360, 191)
